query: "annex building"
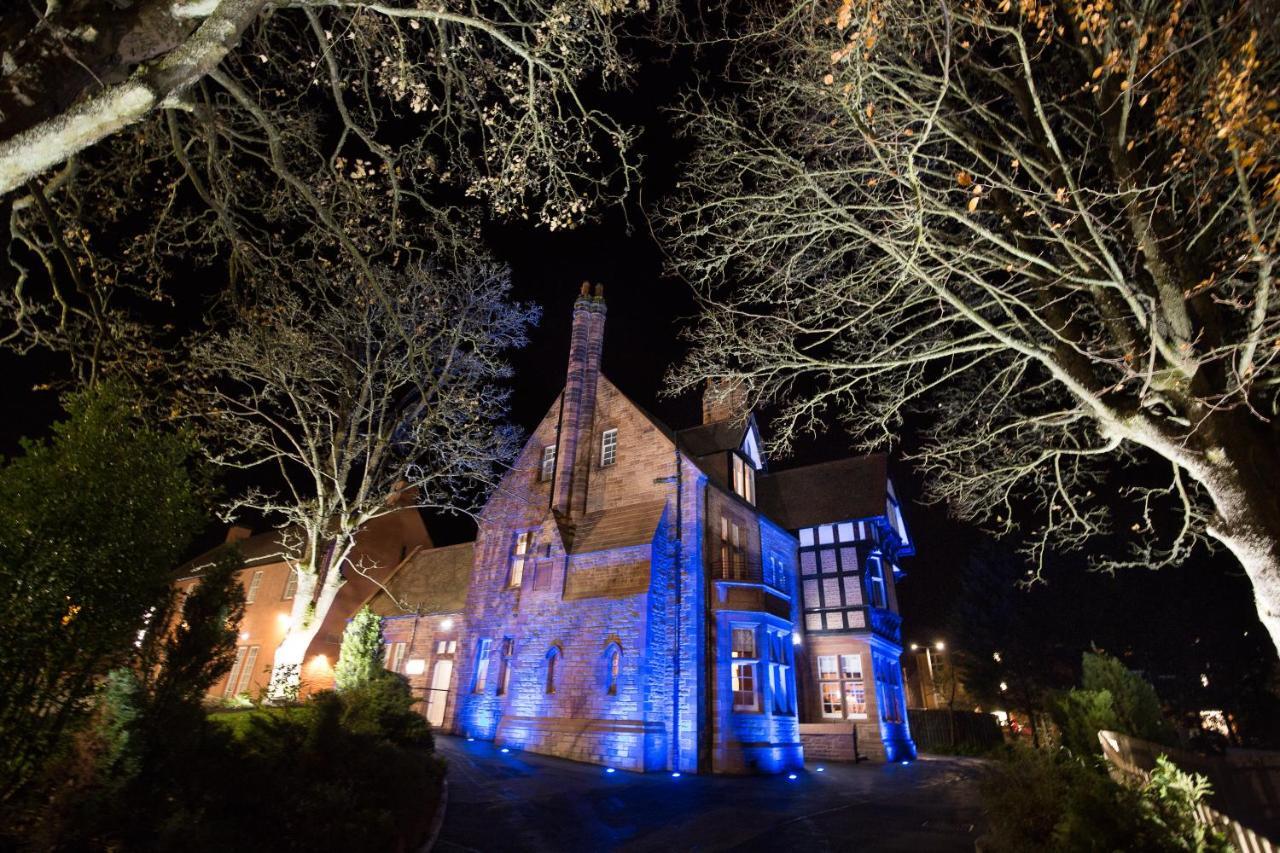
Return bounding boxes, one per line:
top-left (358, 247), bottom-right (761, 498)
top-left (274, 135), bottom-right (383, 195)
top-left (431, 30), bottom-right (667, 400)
top-left (180, 285), bottom-right (917, 773)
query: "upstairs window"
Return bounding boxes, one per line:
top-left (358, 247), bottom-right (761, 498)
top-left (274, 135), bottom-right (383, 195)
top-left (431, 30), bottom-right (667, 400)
top-left (600, 428), bottom-right (618, 467)
top-left (540, 445), bottom-right (557, 481)
top-left (719, 517), bottom-right (745, 579)
top-left (281, 568), bottom-right (298, 600)
top-left (868, 557), bottom-right (888, 609)
top-left (245, 570), bottom-right (264, 604)
top-left (545, 647), bottom-right (561, 694)
top-left (731, 454), bottom-right (756, 505)
top-left (509, 531), bottom-right (532, 588)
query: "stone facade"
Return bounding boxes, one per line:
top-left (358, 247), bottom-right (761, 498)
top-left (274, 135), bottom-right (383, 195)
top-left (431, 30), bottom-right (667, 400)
top-left (183, 283), bottom-right (918, 773)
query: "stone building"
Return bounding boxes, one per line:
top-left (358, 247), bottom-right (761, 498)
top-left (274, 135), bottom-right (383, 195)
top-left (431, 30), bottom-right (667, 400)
top-left (178, 284), bottom-right (916, 772)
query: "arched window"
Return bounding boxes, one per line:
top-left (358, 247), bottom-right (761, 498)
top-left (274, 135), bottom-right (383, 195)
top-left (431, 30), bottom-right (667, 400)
top-left (603, 643), bottom-right (621, 695)
top-left (545, 646), bottom-right (561, 694)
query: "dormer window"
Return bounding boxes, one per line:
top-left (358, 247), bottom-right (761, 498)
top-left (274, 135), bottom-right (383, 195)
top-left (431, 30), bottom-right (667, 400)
top-left (732, 453), bottom-right (756, 505)
top-left (540, 445), bottom-right (556, 481)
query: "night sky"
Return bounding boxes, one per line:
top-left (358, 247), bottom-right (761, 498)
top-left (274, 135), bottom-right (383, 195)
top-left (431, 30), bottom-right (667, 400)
top-left (0, 29), bottom-right (1272, 719)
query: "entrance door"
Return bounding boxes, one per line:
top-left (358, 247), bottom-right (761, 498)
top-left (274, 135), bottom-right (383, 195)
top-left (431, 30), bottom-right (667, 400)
top-left (425, 659), bottom-right (453, 727)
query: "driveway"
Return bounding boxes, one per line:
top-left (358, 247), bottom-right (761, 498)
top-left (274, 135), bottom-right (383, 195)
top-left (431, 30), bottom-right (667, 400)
top-left (434, 735), bottom-right (987, 852)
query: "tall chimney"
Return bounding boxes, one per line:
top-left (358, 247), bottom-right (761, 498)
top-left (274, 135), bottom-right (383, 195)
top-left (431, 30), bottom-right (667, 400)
top-left (701, 377), bottom-right (748, 425)
top-left (552, 282), bottom-right (606, 517)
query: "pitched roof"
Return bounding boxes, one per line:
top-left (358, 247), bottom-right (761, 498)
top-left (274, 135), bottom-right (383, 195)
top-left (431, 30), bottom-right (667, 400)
top-left (565, 500), bottom-right (667, 555)
top-left (174, 530), bottom-right (292, 580)
top-left (364, 541), bottom-right (475, 617)
top-left (756, 453), bottom-right (889, 530)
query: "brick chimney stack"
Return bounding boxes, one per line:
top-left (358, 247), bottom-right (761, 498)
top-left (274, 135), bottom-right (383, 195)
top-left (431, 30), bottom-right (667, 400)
top-left (701, 377), bottom-right (748, 425)
top-left (552, 282), bottom-right (606, 518)
top-left (225, 525), bottom-right (253, 543)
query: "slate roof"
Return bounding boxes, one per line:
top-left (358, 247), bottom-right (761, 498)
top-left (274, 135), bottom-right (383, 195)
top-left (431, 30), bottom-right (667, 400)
top-left (756, 453), bottom-right (889, 530)
top-left (174, 530), bottom-right (292, 580)
top-left (566, 500), bottom-right (667, 555)
top-left (364, 541), bottom-right (475, 617)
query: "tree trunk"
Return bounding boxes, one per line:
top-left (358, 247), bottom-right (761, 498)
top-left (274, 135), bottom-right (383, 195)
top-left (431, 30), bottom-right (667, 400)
top-left (266, 551), bottom-right (347, 700)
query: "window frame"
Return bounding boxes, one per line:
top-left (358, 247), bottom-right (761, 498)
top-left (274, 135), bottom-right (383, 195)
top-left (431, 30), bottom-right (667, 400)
top-left (540, 444), bottom-right (557, 481)
top-left (281, 567), bottom-right (298, 600)
top-left (508, 530), bottom-right (532, 588)
top-left (600, 428), bottom-right (618, 467)
top-left (545, 646), bottom-right (561, 694)
top-left (603, 643), bottom-right (621, 696)
top-left (245, 569), bottom-right (264, 604)
top-left (730, 624), bottom-right (760, 712)
top-left (472, 639), bottom-right (492, 693)
top-left (731, 453), bottom-right (756, 505)
top-left (496, 637), bottom-right (514, 695)
top-left (817, 652), bottom-right (867, 720)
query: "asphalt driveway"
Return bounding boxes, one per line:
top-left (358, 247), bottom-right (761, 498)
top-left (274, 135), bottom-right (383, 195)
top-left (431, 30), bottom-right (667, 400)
top-left (434, 735), bottom-right (987, 852)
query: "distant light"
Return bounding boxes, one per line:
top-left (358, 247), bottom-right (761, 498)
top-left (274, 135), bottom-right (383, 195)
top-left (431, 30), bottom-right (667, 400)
top-left (500, 748), bottom-right (510, 753)
top-left (787, 773), bottom-right (797, 780)
top-left (934, 641), bottom-right (945, 651)
top-left (1200, 673), bottom-right (1210, 687)
top-left (605, 767), bottom-right (616, 774)
top-left (671, 772), bottom-right (682, 778)
top-left (909, 643), bottom-right (919, 651)
top-left (815, 767), bottom-right (825, 772)
top-left (992, 651), bottom-right (1002, 663)
top-left (441, 618), bottom-right (455, 631)
top-left (792, 632), bottom-right (802, 645)
top-left (999, 681), bottom-right (1008, 692)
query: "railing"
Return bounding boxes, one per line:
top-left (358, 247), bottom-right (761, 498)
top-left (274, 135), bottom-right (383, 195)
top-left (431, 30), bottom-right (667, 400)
top-left (868, 608), bottom-right (902, 644)
top-left (711, 556), bottom-right (762, 583)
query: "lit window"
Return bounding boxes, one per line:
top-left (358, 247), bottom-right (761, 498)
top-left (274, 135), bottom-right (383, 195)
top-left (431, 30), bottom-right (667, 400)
top-left (732, 454), bottom-right (756, 505)
top-left (541, 445), bottom-right (557, 481)
top-left (799, 527), bottom-right (815, 547)
top-left (281, 568), bottom-right (298, 600)
top-left (818, 653), bottom-right (866, 719)
top-left (246, 570), bottom-right (264, 604)
top-left (601, 428), bottom-right (618, 466)
top-left (473, 639), bottom-right (492, 693)
top-left (719, 516), bottom-right (744, 579)
top-left (497, 638), bottom-right (514, 695)
top-left (545, 647), bottom-right (560, 694)
top-left (509, 531), bottom-right (532, 588)
top-left (731, 627), bottom-right (756, 658)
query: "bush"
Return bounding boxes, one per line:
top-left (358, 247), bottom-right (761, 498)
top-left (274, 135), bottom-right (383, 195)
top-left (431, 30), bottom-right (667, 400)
top-left (981, 747), bottom-right (1230, 852)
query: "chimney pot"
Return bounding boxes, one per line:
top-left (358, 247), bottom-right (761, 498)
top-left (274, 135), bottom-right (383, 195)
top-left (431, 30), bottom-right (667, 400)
top-left (226, 525), bottom-right (253, 543)
top-left (580, 280), bottom-right (591, 297)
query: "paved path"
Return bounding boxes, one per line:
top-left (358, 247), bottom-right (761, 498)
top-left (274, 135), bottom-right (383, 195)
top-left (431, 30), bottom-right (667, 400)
top-left (434, 735), bottom-right (987, 852)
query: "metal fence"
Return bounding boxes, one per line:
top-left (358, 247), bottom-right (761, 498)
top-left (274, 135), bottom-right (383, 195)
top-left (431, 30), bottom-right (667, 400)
top-left (907, 709), bottom-right (1003, 754)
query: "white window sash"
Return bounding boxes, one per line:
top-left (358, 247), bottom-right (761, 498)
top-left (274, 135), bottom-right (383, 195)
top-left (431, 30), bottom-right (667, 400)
top-left (235, 645), bottom-right (259, 695)
top-left (246, 570), bottom-right (263, 604)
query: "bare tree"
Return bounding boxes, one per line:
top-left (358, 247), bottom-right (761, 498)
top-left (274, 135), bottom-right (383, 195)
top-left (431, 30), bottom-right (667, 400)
top-left (1, 0), bottom-right (648, 380)
top-left (190, 260), bottom-right (536, 693)
top-left (663, 0), bottom-right (1280, 652)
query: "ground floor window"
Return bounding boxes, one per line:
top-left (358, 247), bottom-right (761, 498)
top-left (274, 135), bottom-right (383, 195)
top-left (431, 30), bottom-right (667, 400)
top-left (730, 625), bottom-right (759, 711)
top-left (817, 653), bottom-right (867, 719)
top-left (384, 641), bottom-right (407, 673)
top-left (224, 645), bottom-right (260, 698)
top-left (473, 639), bottom-right (492, 693)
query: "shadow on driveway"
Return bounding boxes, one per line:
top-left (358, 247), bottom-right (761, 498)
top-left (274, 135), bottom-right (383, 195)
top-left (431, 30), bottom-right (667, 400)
top-left (434, 735), bottom-right (987, 852)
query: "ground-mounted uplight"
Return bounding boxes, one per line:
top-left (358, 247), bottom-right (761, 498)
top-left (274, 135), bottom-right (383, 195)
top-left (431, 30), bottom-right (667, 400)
top-left (501, 748), bottom-right (510, 754)
top-left (466, 737), bottom-right (475, 742)
top-left (787, 773), bottom-right (798, 780)
top-left (605, 767), bottom-right (617, 774)
top-left (901, 761), bottom-right (911, 766)
top-left (815, 767), bottom-right (825, 772)
top-left (671, 772), bottom-right (682, 778)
